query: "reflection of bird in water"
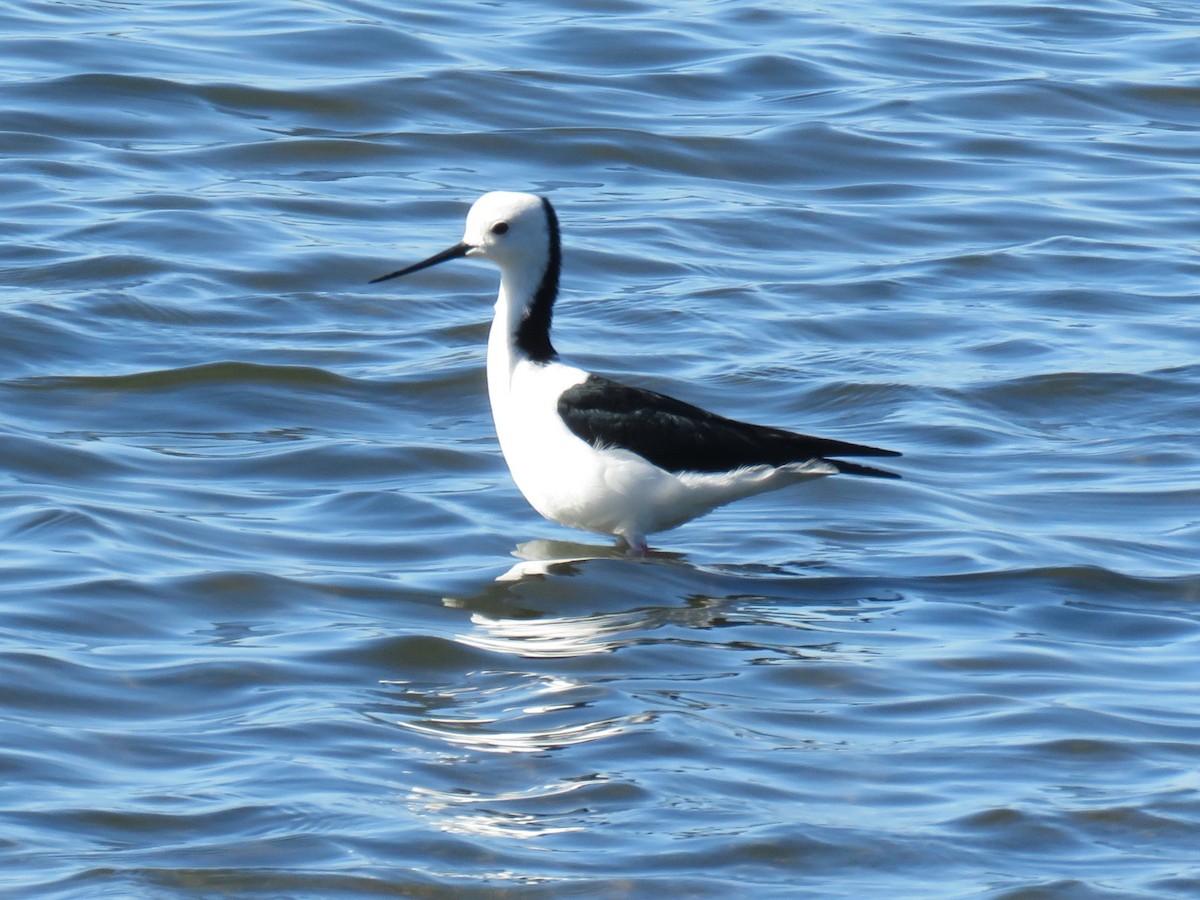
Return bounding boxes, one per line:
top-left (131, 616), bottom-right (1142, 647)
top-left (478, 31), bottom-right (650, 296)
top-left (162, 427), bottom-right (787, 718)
top-left (373, 192), bottom-right (900, 552)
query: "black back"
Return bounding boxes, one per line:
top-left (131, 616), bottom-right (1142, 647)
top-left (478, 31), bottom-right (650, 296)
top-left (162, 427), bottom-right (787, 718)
top-left (558, 375), bottom-right (900, 477)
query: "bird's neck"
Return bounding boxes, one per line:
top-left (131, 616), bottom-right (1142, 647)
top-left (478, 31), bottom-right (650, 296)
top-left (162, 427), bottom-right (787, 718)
top-left (486, 276), bottom-right (544, 400)
top-left (488, 243), bottom-right (560, 366)
top-left (486, 204), bottom-right (562, 420)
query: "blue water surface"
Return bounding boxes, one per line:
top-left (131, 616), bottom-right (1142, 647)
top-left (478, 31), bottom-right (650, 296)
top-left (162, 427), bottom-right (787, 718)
top-left (2, 1), bottom-right (1200, 896)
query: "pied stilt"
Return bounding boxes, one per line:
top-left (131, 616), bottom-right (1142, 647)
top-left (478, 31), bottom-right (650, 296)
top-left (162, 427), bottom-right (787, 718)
top-left (372, 191), bottom-right (900, 553)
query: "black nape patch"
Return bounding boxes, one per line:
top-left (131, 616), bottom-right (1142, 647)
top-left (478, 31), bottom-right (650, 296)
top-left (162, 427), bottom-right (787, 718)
top-left (514, 197), bottom-right (561, 363)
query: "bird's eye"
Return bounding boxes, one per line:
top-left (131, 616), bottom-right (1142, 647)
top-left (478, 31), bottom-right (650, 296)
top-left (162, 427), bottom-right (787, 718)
top-left (491, 222), bottom-right (509, 235)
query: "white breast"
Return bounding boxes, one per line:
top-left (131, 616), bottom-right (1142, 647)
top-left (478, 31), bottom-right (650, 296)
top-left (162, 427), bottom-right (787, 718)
top-left (490, 357), bottom-right (628, 533)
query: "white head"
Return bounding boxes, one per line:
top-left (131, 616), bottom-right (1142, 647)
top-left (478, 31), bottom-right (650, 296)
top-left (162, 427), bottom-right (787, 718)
top-left (370, 191), bottom-right (558, 283)
top-left (461, 191), bottom-right (554, 270)
top-left (370, 191), bottom-right (563, 362)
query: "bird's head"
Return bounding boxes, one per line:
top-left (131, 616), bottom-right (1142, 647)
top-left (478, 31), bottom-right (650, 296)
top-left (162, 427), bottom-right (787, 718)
top-left (370, 191), bottom-right (558, 283)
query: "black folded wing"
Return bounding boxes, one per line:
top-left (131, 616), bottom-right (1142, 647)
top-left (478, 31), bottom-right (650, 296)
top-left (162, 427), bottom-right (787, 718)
top-left (557, 375), bottom-right (900, 478)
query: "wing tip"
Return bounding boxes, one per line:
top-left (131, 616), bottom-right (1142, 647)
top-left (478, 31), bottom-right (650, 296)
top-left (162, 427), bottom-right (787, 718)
top-left (829, 458), bottom-right (903, 479)
top-left (849, 445), bottom-right (902, 459)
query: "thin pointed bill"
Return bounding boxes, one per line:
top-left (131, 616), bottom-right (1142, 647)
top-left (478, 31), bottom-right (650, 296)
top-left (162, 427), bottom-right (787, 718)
top-left (369, 240), bottom-right (473, 284)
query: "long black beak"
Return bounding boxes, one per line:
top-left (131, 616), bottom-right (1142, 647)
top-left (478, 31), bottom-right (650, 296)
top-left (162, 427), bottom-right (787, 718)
top-left (369, 240), bottom-right (473, 284)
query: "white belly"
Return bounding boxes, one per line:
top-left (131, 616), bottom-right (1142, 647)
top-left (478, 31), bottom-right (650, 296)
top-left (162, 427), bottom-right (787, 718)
top-left (488, 359), bottom-right (832, 541)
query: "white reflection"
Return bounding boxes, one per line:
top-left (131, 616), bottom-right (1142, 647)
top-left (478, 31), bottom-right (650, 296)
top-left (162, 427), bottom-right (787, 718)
top-left (441, 539), bottom-right (725, 658)
top-left (493, 537), bottom-right (638, 582)
top-left (456, 608), bottom-right (659, 658)
top-left (394, 710), bottom-right (650, 754)
top-left (410, 780), bottom-right (601, 839)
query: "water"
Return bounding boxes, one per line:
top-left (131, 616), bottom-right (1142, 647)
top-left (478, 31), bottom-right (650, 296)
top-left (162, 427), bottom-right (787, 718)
top-left (3, 0), bottom-right (1199, 896)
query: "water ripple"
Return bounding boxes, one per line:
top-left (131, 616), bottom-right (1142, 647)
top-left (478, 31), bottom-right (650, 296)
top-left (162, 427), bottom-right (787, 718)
top-left (3, 0), bottom-right (1200, 895)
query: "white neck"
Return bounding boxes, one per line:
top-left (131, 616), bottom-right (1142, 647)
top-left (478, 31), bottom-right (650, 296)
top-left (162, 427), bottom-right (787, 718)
top-left (486, 266), bottom-right (539, 415)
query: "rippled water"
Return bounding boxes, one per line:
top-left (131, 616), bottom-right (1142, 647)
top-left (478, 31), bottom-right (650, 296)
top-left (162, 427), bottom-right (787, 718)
top-left (3, 1), bottom-right (1200, 896)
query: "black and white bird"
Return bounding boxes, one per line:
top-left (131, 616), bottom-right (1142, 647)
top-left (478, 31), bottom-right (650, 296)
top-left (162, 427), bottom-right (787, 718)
top-left (371, 191), bottom-right (900, 553)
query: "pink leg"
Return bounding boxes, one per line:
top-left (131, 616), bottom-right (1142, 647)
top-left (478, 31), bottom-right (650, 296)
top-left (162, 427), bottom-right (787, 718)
top-left (619, 532), bottom-right (649, 555)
